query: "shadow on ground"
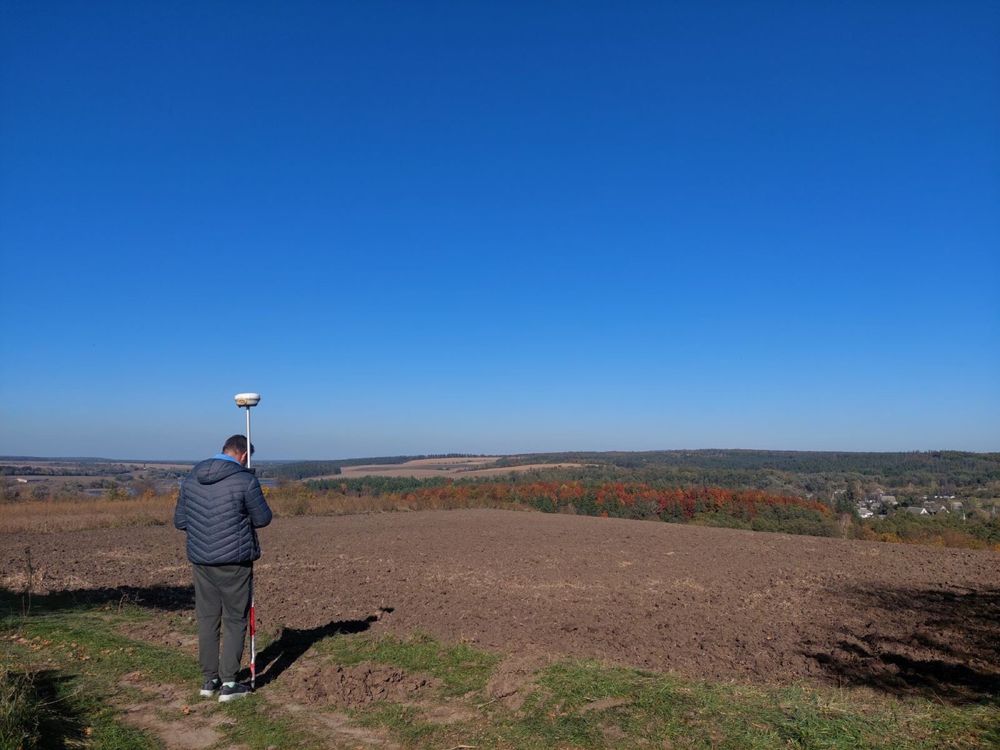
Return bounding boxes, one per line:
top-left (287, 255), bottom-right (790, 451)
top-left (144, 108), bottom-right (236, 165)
top-left (251, 611), bottom-right (391, 687)
top-left (803, 584), bottom-right (1000, 704)
top-left (0, 584), bottom-right (195, 616)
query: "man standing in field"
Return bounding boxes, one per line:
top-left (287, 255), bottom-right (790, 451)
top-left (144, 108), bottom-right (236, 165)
top-left (174, 434), bottom-right (272, 702)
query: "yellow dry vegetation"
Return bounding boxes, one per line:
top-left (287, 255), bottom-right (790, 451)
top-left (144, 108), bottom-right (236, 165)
top-left (0, 487), bottom-right (529, 534)
top-left (0, 494), bottom-right (175, 534)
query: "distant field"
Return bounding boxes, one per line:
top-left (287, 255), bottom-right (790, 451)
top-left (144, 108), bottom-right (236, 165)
top-left (4, 474), bottom-right (105, 484)
top-left (0, 460), bottom-right (193, 470)
top-left (311, 456), bottom-right (586, 480)
top-left (0, 459), bottom-right (192, 496)
top-left (0, 460), bottom-right (193, 478)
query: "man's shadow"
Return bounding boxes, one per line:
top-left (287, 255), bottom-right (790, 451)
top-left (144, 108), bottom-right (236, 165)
top-left (248, 608), bottom-right (393, 687)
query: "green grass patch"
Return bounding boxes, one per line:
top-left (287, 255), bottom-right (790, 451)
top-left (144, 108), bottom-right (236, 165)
top-left (218, 695), bottom-right (323, 750)
top-left (0, 667), bottom-right (51, 750)
top-left (4, 591), bottom-right (997, 750)
top-left (10, 611), bottom-right (199, 686)
top-left (351, 702), bottom-right (452, 746)
top-left (498, 661), bottom-right (1000, 750)
top-left (317, 631), bottom-right (500, 696)
top-left (346, 655), bottom-right (999, 750)
top-left (0, 590), bottom-right (324, 750)
top-left (1, 598), bottom-right (179, 750)
top-left (0, 661), bottom-right (157, 750)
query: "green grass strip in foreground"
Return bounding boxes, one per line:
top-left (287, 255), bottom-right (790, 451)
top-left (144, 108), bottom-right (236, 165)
top-left (510, 662), bottom-right (898, 749)
top-left (1, 596), bottom-right (191, 750)
top-left (0, 593), bottom-right (324, 750)
top-left (509, 662), bottom-right (998, 749)
top-left (0, 646), bottom-right (158, 750)
top-left (4, 593), bottom-right (998, 750)
top-left (317, 635), bottom-right (999, 750)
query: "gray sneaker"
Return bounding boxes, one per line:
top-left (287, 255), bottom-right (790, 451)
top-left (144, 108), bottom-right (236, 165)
top-left (199, 678), bottom-right (221, 698)
top-left (218, 682), bottom-right (253, 702)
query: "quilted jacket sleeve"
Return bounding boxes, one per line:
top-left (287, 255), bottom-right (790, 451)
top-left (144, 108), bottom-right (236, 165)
top-left (245, 476), bottom-right (273, 529)
top-left (173, 482), bottom-right (188, 530)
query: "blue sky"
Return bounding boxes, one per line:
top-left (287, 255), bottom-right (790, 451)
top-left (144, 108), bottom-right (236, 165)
top-left (1, 1), bottom-right (998, 459)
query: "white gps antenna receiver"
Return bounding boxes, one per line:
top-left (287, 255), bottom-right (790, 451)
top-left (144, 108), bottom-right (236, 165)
top-left (233, 393), bottom-right (261, 470)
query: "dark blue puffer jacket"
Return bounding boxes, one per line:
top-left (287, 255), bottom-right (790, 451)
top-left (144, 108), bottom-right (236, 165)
top-left (174, 458), bottom-right (273, 565)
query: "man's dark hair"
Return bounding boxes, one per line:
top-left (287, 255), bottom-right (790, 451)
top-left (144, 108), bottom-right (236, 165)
top-left (222, 434), bottom-right (255, 456)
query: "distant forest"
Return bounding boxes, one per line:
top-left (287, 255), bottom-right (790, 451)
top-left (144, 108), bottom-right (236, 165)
top-left (270, 449), bottom-right (1000, 503)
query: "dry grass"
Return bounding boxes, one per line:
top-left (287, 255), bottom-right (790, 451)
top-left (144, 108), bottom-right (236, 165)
top-left (0, 494), bottom-right (175, 534)
top-left (0, 488), bottom-right (529, 534)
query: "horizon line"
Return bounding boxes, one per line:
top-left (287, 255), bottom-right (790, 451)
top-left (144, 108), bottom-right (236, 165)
top-left (2, 446), bottom-right (998, 463)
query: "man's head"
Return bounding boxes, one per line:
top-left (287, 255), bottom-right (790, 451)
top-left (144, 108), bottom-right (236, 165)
top-left (222, 434), bottom-right (255, 466)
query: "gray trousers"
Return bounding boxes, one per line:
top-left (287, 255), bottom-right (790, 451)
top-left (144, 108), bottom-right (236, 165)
top-left (192, 563), bottom-right (253, 683)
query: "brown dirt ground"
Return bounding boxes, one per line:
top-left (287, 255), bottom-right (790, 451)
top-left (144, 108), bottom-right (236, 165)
top-left (3, 510), bottom-right (998, 701)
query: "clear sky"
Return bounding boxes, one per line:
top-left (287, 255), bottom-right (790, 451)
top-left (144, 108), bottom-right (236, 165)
top-left (1, 1), bottom-right (998, 460)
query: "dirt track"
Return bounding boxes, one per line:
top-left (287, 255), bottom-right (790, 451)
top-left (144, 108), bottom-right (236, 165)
top-left (3, 510), bottom-right (998, 699)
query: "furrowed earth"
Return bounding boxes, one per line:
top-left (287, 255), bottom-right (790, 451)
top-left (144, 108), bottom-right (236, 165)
top-left (3, 509), bottom-right (998, 701)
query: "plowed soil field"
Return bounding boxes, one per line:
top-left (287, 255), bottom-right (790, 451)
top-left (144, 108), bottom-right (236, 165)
top-left (3, 510), bottom-right (998, 699)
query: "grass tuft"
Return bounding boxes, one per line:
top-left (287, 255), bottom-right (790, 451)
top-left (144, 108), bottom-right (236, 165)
top-left (0, 668), bottom-right (44, 750)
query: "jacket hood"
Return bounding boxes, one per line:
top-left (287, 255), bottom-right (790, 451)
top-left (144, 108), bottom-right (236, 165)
top-left (195, 458), bottom-right (246, 485)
